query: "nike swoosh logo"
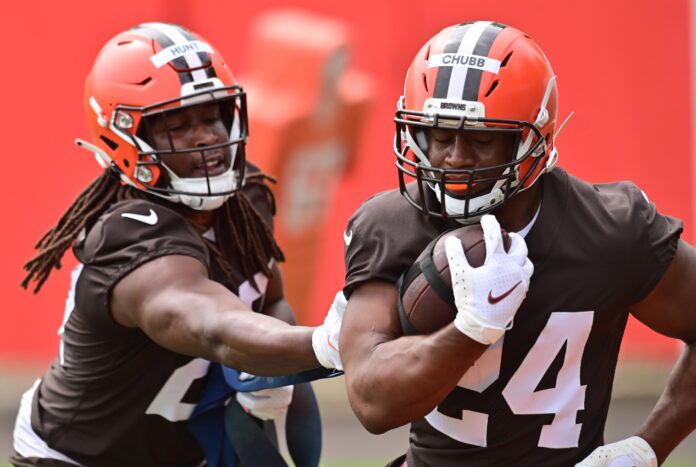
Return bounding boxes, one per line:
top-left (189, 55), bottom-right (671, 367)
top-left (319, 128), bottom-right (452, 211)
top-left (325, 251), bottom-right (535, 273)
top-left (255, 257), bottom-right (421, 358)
top-left (343, 229), bottom-right (353, 246)
top-left (488, 281), bottom-right (522, 304)
top-left (121, 209), bottom-right (158, 225)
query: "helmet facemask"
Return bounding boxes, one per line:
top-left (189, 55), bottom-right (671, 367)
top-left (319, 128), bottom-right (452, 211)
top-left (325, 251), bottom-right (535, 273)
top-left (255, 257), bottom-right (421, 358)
top-left (394, 99), bottom-right (546, 223)
top-left (116, 85), bottom-right (248, 211)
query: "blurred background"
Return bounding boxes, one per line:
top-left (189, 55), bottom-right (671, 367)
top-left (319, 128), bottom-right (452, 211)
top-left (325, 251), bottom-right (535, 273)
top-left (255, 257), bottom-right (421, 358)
top-left (1, 0), bottom-right (695, 465)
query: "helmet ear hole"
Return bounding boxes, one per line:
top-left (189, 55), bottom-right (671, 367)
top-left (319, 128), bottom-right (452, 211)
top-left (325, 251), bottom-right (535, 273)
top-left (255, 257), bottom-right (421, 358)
top-left (100, 136), bottom-right (119, 151)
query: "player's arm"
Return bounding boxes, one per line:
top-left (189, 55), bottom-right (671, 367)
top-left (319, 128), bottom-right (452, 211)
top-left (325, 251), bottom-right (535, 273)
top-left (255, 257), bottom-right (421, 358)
top-left (341, 215), bottom-right (533, 433)
top-left (340, 280), bottom-right (487, 433)
top-left (229, 261), bottom-right (298, 421)
top-left (627, 239), bottom-right (696, 464)
top-left (111, 254), bottom-right (318, 376)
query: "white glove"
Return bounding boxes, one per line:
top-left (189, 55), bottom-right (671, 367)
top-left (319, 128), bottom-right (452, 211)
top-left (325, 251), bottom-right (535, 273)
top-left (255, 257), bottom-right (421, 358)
top-left (575, 436), bottom-right (658, 467)
top-left (445, 214), bottom-right (534, 345)
top-left (235, 372), bottom-right (294, 421)
top-left (312, 291), bottom-right (346, 370)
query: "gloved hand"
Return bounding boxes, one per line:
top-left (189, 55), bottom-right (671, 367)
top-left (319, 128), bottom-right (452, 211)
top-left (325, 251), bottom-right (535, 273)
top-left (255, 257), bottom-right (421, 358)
top-left (445, 214), bottom-right (534, 345)
top-left (312, 291), bottom-right (347, 370)
top-left (235, 372), bottom-right (294, 421)
top-left (575, 436), bottom-right (658, 467)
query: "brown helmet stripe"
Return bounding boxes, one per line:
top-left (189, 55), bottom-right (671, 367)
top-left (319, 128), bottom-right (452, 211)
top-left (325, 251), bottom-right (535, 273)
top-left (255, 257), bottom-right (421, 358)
top-left (433, 23), bottom-right (472, 99)
top-left (134, 23), bottom-right (216, 85)
top-left (462, 23), bottom-right (506, 101)
top-left (432, 21), bottom-right (506, 102)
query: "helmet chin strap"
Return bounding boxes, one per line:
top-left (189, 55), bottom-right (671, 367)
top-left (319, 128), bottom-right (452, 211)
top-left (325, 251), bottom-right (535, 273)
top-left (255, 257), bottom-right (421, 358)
top-left (431, 183), bottom-right (505, 224)
top-left (164, 164), bottom-right (237, 211)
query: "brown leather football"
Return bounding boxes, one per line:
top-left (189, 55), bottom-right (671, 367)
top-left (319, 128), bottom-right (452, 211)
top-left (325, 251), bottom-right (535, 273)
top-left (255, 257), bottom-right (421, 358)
top-left (398, 224), bottom-right (511, 335)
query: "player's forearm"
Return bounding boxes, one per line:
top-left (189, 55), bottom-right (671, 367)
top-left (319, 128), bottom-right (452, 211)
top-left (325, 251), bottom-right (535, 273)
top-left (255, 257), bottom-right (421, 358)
top-left (138, 276), bottom-right (320, 375)
top-left (143, 299), bottom-right (319, 375)
top-left (207, 311), bottom-right (319, 375)
top-left (637, 343), bottom-right (696, 464)
top-left (346, 324), bottom-right (487, 433)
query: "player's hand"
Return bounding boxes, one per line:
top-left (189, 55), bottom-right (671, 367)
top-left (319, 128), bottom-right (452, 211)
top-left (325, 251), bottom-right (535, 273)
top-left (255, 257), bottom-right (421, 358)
top-left (574, 436), bottom-right (657, 467)
top-left (312, 291), bottom-right (346, 370)
top-left (445, 214), bottom-right (533, 345)
top-left (235, 372), bottom-right (294, 421)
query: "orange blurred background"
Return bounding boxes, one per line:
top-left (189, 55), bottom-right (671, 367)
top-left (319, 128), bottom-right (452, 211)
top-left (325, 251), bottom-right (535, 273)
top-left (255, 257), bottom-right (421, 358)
top-left (0, 0), bottom-right (692, 366)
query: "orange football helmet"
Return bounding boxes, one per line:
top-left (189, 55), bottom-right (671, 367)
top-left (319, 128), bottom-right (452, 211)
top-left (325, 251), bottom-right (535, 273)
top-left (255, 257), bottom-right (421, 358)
top-left (79, 22), bottom-right (248, 210)
top-left (394, 21), bottom-right (559, 222)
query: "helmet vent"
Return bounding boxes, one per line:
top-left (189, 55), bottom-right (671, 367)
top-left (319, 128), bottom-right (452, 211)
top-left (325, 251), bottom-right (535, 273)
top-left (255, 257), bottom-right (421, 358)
top-left (135, 77), bottom-right (152, 86)
top-left (422, 73), bottom-right (429, 92)
top-left (485, 80), bottom-right (500, 97)
top-left (100, 136), bottom-right (119, 151)
top-left (424, 44), bottom-right (431, 60)
top-left (500, 51), bottom-right (513, 68)
top-left (117, 41), bottom-right (133, 46)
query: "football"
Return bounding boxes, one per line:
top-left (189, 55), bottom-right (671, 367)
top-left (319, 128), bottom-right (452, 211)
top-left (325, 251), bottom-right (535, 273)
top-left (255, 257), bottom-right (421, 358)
top-left (398, 224), bottom-right (511, 335)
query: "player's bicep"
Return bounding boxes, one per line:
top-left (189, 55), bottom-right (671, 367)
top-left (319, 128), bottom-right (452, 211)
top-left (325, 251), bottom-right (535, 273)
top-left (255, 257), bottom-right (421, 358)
top-left (629, 240), bottom-right (696, 343)
top-left (111, 255), bottom-right (248, 349)
top-left (340, 281), bottom-right (402, 371)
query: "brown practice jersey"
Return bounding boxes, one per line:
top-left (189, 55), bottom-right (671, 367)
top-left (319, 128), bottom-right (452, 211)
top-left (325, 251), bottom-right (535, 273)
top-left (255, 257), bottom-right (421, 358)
top-left (27, 165), bottom-right (275, 467)
top-left (343, 167), bottom-right (682, 467)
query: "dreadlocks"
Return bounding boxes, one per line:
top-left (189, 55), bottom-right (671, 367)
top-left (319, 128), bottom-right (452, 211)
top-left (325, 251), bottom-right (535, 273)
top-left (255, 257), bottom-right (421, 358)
top-left (206, 172), bottom-right (285, 284)
top-left (22, 170), bottom-right (285, 294)
top-left (21, 171), bottom-right (120, 293)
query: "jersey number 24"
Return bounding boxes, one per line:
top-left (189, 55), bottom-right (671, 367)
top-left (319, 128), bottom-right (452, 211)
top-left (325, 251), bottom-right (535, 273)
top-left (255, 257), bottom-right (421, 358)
top-left (426, 311), bottom-right (593, 448)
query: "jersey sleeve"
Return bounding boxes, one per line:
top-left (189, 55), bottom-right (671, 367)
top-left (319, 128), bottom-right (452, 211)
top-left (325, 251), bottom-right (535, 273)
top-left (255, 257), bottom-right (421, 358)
top-left (343, 190), bottom-right (437, 298)
top-left (622, 184), bottom-right (683, 304)
top-left (73, 199), bottom-right (209, 330)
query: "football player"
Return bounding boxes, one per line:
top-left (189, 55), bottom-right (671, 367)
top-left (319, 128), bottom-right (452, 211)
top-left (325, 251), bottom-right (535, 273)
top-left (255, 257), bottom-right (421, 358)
top-left (11, 23), bottom-right (342, 466)
top-left (339, 21), bottom-right (696, 466)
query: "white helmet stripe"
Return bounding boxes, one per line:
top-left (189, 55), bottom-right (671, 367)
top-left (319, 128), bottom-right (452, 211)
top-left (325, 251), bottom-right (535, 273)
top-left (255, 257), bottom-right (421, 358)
top-left (447, 21), bottom-right (493, 100)
top-left (142, 22), bottom-right (209, 82)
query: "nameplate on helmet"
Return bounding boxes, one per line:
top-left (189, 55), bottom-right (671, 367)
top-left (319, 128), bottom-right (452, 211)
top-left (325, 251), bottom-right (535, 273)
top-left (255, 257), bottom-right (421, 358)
top-left (428, 54), bottom-right (501, 74)
top-left (150, 40), bottom-right (214, 68)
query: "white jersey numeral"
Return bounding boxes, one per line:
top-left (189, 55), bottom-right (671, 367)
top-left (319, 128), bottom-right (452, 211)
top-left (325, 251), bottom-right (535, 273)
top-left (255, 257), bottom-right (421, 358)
top-left (237, 271), bottom-right (269, 306)
top-left (428, 311), bottom-right (594, 448)
top-left (425, 338), bottom-right (504, 446)
top-left (145, 358), bottom-right (210, 422)
top-left (145, 271), bottom-right (268, 423)
top-left (503, 312), bottom-right (592, 448)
